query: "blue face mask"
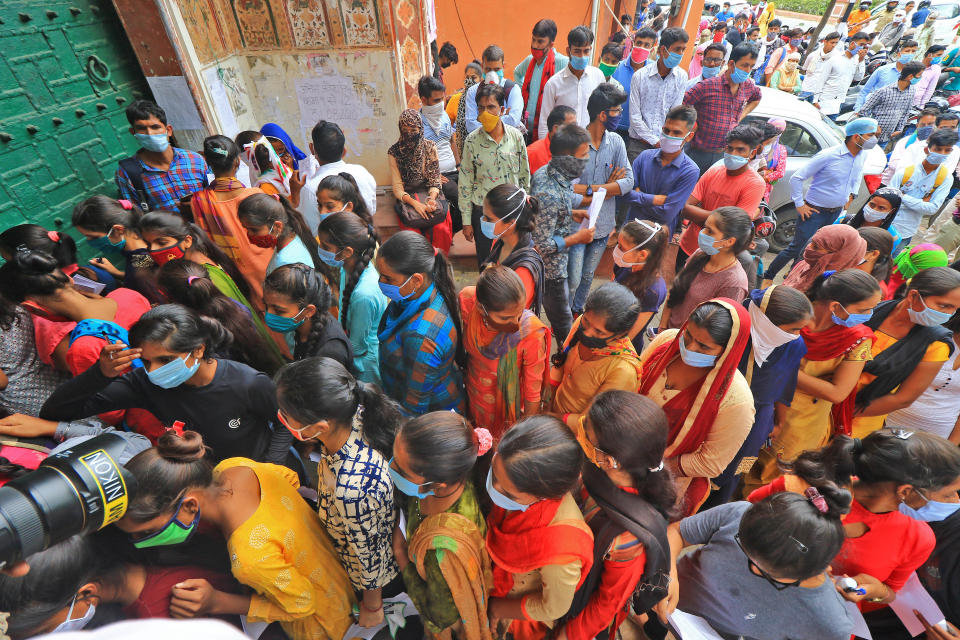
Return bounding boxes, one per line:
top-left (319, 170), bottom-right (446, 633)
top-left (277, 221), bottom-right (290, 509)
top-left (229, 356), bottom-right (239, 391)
top-left (604, 111), bottom-right (623, 131)
top-left (730, 66), bottom-right (750, 84)
top-left (831, 303), bottom-right (873, 327)
top-left (663, 51), bottom-right (683, 68)
top-left (388, 458), bottom-right (434, 498)
top-left (899, 490), bottom-right (960, 522)
top-left (495, 69), bottom-right (504, 81)
top-left (701, 65), bottom-right (722, 79)
top-left (899, 53), bottom-right (915, 63)
top-left (570, 56), bottom-right (590, 71)
top-left (486, 467), bottom-right (530, 512)
top-left (480, 217), bottom-right (499, 239)
top-left (849, 44), bottom-right (863, 56)
top-left (698, 229), bottom-right (721, 256)
top-left (86, 232), bottom-right (126, 252)
top-left (723, 152), bottom-right (750, 171)
top-left (932, 56), bottom-right (943, 65)
top-left (926, 151), bottom-right (950, 166)
top-left (916, 125), bottom-right (934, 141)
top-left (379, 274), bottom-right (416, 302)
top-left (678, 334), bottom-right (718, 368)
top-left (134, 132), bottom-right (170, 153)
top-left (910, 76), bottom-right (921, 85)
top-left (316, 247), bottom-right (344, 267)
top-left (265, 308), bottom-right (307, 333)
top-left (908, 294), bottom-right (954, 326)
top-left (146, 353), bottom-right (201, 389)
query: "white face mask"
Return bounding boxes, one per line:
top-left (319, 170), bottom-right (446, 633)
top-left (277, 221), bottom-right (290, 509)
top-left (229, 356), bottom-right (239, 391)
top-left (660, 133), bottom-right (687, 153)
top-left (748, 297), bottom-right (800, 367)
top-left (862, 204), bottom-right (888, 222)
top-left (613, 222), bottom-right (661, 268)
top-left (52, 595), bottom-right (96, 633)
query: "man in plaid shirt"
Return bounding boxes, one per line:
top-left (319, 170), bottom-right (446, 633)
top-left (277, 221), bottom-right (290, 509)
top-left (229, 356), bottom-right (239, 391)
top-left (115, 100), bottom-right (208, 211)
top-left (855, 61), bottom-right (925, 146)
top-left (683, 42), bottom-right (762, 174)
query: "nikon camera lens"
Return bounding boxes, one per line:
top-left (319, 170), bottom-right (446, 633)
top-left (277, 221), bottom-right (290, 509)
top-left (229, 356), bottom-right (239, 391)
top-left (0, 433), bottom-right (138, 568)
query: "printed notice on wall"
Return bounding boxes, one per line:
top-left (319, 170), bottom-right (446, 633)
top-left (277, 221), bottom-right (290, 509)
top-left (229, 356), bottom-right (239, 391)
top-left (295, 74), bottom-right (375, 141)
top-left (145, 76), bottom-right (203, 130)
top-left (203, 67), bottom-right (239, 139)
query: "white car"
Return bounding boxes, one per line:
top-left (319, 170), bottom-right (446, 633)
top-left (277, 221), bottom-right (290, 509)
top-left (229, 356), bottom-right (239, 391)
top-left (868, 2), bottom-right (960, 46)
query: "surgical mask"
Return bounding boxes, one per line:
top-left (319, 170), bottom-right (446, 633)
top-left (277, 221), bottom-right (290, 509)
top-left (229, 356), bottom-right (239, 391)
top-left (265, 308), bottom-right (307, 332)
top-left (785, 61), bottom-right (798, 71)
top-left (604, 111), bottom-right (623, 131)
top-left (698, 229), bottom-right (721, 255)
top-left (319, 205), bottom-right (349, 225)
top-left (135, 132), bottom-right (170, 153)
top-left (149, 242), bottom-right (185, 266)
top-left (701, 64), bottom-right (722, 79)
top-left (486, 468), bottom-right (530, 512)
top-left (477, 108), bottom-right (501, 133)
top-left (660, 133), bottom-right (687, 153)
top-left (679, 334), bottom-right (718, 368)
top-left (379, 273), bottom-right (416, 302)
top-left (663, 51), bottom-right (683, 68)
top-left (858, 135), bottom-right (879, 150)
top-left (316, 246), bottom-right (344, 267)
top-left (631, 46), bottom-right (651, 64)
top-left (831, 303), bottom-right (873, 327)
top-left (862, 204), bottom-right (888, 222)
top-left (133, 499), bottom-right (200, 548)
top-left (899, 489), bottom-right (960, 522)
top-left (550, 155), bottom-right (588, 180)
top-left (576, 325), bottom-right (612, 350)
top-left (916, 125), bottom-right (934, 140)
top-left (480, 217), bottom-right (499, 239)
top-left (899, 53), bottom-right (914, 63)
top-left (570, 56), bottom-right (590, 71)
top-left (790, 39), bottom-right (801, 48)
top-left (908, 294), bottom-right (953, 326)
top-left (146, 353), bottom-right (201, 389)
top-left (53, 595), bottom-right (97, 633)
top-left (599, 61), bottom-right (618, 78)
top-left (730, 66), bottom-right (751, 84)
top-left (613, 222), bottom-right (660, 267)
top-left (910, 76), bottom-right (921, 85)
top-left (612, 245), bottom-right (644, 268)
top-left (482, 190), bottom-right (525, 240)
top-left (389, 459), bottom-right (434, 498)
top-left (762, 143), bottom-right (774, 156)
top-left (850, 44), bottom-right (863, 56)
top-left (932, 56), bottom-right (943, 65)
top-left (86, 232), bottom-right (126, 252)
top-left (723, 152), bottom-right (750, 170)
top-left (927, 151), bottom-right (950, 165)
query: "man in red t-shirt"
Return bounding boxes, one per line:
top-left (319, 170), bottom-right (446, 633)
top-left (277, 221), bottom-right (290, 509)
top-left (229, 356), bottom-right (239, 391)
top-left (527, 105), bottom-right (577, 174)
top-left (677, 123), bottom-right (765, 269)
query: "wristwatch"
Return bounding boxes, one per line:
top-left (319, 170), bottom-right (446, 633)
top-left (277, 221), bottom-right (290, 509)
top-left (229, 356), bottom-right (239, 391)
top-left (585, 185), bottom-right (594, 197)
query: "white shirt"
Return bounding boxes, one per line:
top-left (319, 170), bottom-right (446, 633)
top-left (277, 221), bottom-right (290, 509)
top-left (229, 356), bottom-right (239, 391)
top-left (628, 63), bottom-right (688, 144)
top-left (751, 41), bottom-right (767, 69)
top-left (801, 46), bottom-right (837, 92)
top-left (887, 345), bottom-right (960, 439)
top-left (299, 157), bottom-right (378, 231)
top-left (808, 51), bottom-right (860, 114)
top-left (884, 139), bottom-right (960, 183)
top-left (538, 65), bottom-right (607, 139)
top-left (889, 160), bottom-right (955, 237)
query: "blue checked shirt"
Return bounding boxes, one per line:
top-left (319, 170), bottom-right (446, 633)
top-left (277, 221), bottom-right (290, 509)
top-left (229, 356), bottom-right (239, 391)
top-left (115, 147), bottom-right (209, 211)
top-left (576, 131), bottom-right (634, 239)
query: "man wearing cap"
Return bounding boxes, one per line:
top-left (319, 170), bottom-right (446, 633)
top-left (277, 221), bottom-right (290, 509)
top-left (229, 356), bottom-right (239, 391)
top-left (762, 117), bottom-right (877, 284)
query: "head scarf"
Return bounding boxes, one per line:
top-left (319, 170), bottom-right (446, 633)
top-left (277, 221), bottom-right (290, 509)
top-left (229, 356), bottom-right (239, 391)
top-left (242, 135), bottom-right (292, 195)
top-left (847, 186), bottom-right (902, 229)
top-left (455, 76), bottom-right (479, 157)
top-left (259, 123), bottom-right (306, 170)
top-left (893, 243), bottom-right (949, 279)
top-left (782, 225), bottom-right (867, 293)
top-left (388, 109), bottom-right (430, 189)
top-left (747, 286), bottom-right (802, 369)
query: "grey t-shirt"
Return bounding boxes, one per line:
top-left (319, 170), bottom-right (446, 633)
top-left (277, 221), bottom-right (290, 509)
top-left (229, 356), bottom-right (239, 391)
top-left (677, 501), bottom-right (853, 640)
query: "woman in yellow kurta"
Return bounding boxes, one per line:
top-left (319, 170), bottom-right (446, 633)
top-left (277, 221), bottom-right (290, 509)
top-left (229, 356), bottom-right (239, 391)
top-left (758, 1), bottom-right (776, 37)
top-left (117, 431), bottom-right (355, 640)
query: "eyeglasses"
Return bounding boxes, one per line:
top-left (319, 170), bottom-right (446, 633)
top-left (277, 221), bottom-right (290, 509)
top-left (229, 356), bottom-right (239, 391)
top-left (276, 409), bottom-right (314, 438)
top-left (734, 534), bottom-right (802, 591)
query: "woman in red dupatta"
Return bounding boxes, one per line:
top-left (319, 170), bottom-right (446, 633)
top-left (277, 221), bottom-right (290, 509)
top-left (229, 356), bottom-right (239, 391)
top-left (638, 299), bottom-right (754, 516)
top-left (485, 416), bottom-right (594, 640)
top-left (745, 269), bottom-right (881, 492)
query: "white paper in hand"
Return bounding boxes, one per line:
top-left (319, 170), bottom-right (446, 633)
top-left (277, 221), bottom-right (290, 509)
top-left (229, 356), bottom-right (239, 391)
top-left (888, 571), bottom-right (946, 637)
top-left (842, 599), bottom-right (872, 640)
top-left (579, 188), bottom-right (606, 230)
top-left (668, 610), bottom-right (725, 640)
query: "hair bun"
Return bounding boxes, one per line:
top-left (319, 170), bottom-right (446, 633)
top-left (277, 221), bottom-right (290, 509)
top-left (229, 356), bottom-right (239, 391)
top-left (474, 427), bottom-right (493, 456)
top-left (157, 429), bottom-right (209, 462)
top-left (13, 247), bottom-right (59, 275)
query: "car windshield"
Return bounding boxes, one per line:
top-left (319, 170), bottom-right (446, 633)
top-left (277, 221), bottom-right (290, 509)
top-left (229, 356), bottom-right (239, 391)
top-left (932, 3), bottom-right (959, 18)
top-left (820, 114), bottom-right (845, 142)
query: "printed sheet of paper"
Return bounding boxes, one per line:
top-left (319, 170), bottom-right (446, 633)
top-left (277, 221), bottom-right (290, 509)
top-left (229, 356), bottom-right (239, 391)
top-left (888, 571), bottom-right (946, 637)
top-left (579, 187), bottom-right (607, 230)
top-left (668, 610), bottom-right (725, 640)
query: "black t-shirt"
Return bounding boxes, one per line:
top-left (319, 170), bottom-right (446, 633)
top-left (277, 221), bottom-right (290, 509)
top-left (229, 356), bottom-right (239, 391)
top-left (293, 313), bottom-right (354, 369)
top-left (41, 359), bottom-right (288, 463)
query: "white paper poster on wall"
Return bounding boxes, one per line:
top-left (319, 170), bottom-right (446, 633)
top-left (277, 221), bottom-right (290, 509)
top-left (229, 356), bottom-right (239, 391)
top-left (203, 67), bottom-right (240, 139)
top-left (145, 76), bottom-right (204, 130)
top-left (294, 74), bottom-right (376, 152)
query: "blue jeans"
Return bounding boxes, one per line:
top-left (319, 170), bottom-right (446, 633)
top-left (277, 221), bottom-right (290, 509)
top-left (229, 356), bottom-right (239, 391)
top-left (765, 208), bottom-right (838, 280)
top-left (567, 234), bottom-right (609, 313)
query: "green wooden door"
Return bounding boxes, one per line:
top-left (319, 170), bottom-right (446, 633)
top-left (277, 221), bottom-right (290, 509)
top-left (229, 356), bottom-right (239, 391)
top-left (0, 0), bottom-right (148, 241)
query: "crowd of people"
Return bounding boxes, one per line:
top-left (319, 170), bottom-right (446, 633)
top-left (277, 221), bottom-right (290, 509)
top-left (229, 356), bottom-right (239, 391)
top-left (3, 3), bottom-right (960, 640)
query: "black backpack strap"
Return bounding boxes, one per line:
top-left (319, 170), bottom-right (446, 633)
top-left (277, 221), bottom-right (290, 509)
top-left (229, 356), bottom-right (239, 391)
top-left (119, 156), bottom-right (151, 212)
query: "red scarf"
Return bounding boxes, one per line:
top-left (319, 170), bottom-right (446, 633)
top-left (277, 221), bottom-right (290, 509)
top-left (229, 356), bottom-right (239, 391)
top-left (799, 323), bottom-right (875, 435)
top-left (522, 48), bottom-right (557, 142)
top-left (486, 498), bottom-right (594, 598)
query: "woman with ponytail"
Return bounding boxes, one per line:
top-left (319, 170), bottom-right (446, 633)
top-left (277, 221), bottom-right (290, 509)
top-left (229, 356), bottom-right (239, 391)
top-left (558, 392), bottom-right (675, 640)
top-left (40, 304), bottom-right (287, 463)
top-left (316, 212), bottom-right (389, 384)
top-left (275, 358), bottom-right (409, 630)
top-left (390, 412), bottom-right (493, 640)
top-left (376, 230), bottom-right (465, 415)
top-left (157, 260), bottom-right (283, 374)
top-left (117, 430), bottom-right (355, 640)
top-left (237, 192), bottom-right (320, 274)
top-left (262, 263), bottom-right (353, 367)
top-left (0, 223), bottom-right (116, 293)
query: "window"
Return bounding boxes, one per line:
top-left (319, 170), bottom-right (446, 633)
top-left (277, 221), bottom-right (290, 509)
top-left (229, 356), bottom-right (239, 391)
top-left (743, 117), bottom-right (823, 157)
top-left (933, 3), bottom-right (959, 19)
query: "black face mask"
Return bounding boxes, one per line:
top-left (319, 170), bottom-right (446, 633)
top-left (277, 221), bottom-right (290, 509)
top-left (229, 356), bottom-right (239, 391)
top-left (577, 325), bottom-right (610, 350)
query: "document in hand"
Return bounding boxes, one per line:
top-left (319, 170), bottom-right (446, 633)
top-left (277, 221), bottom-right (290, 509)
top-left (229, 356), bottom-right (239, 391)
top-left (579, 188), bottom-right (607, 230)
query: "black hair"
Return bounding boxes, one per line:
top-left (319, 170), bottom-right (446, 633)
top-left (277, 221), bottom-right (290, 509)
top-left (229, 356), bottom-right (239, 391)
top-left (730, 41), bottom-right (759, 63)
top-left (665, 104), bottom-right (697, 128)
top-left (611, 32), bottom-right (627, 44)
top-left (71, 195), bottom-right (141, 233)
top-left (317, 211), bottom-right (379, 324)
top-left (0, 248), bottom-right (70, 303)
top-left (899, 38), bottom-right (919, 50)
top-left (237, 192), bottom-right (320, 269)
top-left (202, 135), bottom-right (240, 175)
top-left (465, 61), bottom-right (483, 77)
top-left (482, 44), bottom-right (505, 62)
top-left (568, 25), bottom-right (595, 48)
top-left (497, 415), bottom-right (583, 498)
top-left (635, 27), bottom-right (658, 42)
top-left (601, 41), bottom-right (624, 62)
top-left (311, 120), bottom-right (346, 164)
top-left (713, 20), bottom-right (728, 32)
top-left (929, 128), bottom-right (960, 148)
top-left (262, 263), bottom-right (335, 360)
top-left (137, 211), bottom-right (252, 301)
top-left (619, 220), bottom-right (669, 301)
top-left (900, 61), bottom-right (925, 80)
top-left (379, 230), bottom-right (465, 367)
top-left (926, 44), bottom-right (947, 56)
top-left (439, 41), bottom-right (459, 63)
top-left (917, 106), bottom-right (942, 123)
top-left (668, 207), bottom-right (753, 308)
top-left (124, 430), bottom-right (214, 523)
top-left (937, 112), bottom-right (960, 126)
top-left (553, 282), bottom-right (640, 367)
top-left (399, 411), bottom-right (478, 484)
top-left (476, 82), bottom-right (505, 108)
top-left (851, 31), bottom-right (871, 42)
top-left (550, 123), bottom-right (590, 156)
top-left (906, 266), bottom-right (960, 299)
top-left (533, 18), bottom-right (559, 41)
top-left (128, 303), bottom-right (232, 358)
top-left (156, 260), bottom-right (282, 374)
top-left (317, 173), bottom-right (374, 225)
top-left (476, 265), bottom-right (525, 312)
top-left (857, 227), bottom-right (894, 283)
top-left (846, 188), bottom-right (901, 231)
top-left (689, 301), bottom-right (735, 346)
top-left (807, 268), bottom-right (882, 305)
top-left (727, 123), bottom-right (763, 149)
top-left (125, 99), bottom-right (166, 126)
top-left (745, 26), bottom-right (760, 37)
top-left (822, 31), bottom-right (841, 41)
top-left (546, 105), bottom-right (577, 132)
top-left (768, 18), bottom-right (782, 28)
top-left (275, 357), bottom-right (402, 458)
top-left (0, 225), bottom-right (77, 270)
top-left (587, 391), bottom-right (677, 518)
top-left (703, 43), bottom-right (728, 59)
top-left (0, 292), bottom-right (19, 331)
top-left (418, 74), bottom-right (446, 98)
top-left (760, 122), bottom-right (782, 141)
top-left (764, 285), bottom-right (814, 326)
top-left (587, 83), bottom-right (627, 121)
top-left (485, 183), bottom-right (538, 235)
top-left (620, 13), bottom-right (632, 22)
top-left (659, 26), bottom-right (689, 49)
top-left (235, 130), bottom-right (261, 150)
